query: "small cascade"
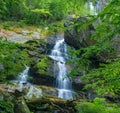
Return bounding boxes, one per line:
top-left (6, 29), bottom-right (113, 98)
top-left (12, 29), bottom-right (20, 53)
top-left (18, 66), bottom-right (30, 84)
top-left (17, 66), bottom-right (30, 91)
top-left (49, 34), bottom-right (73, 99)
top-left (17, 66), bottom-right (42, 98)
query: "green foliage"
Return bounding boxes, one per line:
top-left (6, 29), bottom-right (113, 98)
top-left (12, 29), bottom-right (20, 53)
top-left (0, 100), bottom-right (14, 113)
top-left (35, 56), bottom-right (51, 75)
top-left (83, 59), bottom-right (120, 95)
top-left (0, 0), bottom-right (27, 20)
top-left (0, 0), bottom-right (90, 25)
top-left (0, 38), bottom-right (31, 82)
top-left (69, 0), bottom-right (120, 97)
top-left (76, 98), bottom-right (120, 113)
top-left (25, 9), bottom-right (51, 24)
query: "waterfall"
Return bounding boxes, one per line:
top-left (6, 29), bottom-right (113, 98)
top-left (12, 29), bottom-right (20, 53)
top-left (18, 66), bottom-right (30, 84)
top-left (49, 34), bottom-right (73, 99)
top-left (17, 66), bottom-right (42, 98)
top-left (17, 66), bottom-right (30, 91)
top-left (87, 0), bottom-right (109, 15)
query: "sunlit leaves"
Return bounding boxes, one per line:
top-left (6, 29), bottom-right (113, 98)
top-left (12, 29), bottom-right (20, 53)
top-left (83, 59), bottom-right (120, 95)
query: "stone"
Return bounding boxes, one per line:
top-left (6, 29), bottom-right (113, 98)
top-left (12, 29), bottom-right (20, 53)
top-left (0, 64), bottom-right (5, 70)
top-left (29, 56), bottom-right (55, 86)
top-left (72, 76), bottom-right (85, 91)
top-left (14, 98), bottom-right (31, 113)
top-left (64, 16), bottom-right (95, 49)
top-left (47, 36), bottom-right (56, 53)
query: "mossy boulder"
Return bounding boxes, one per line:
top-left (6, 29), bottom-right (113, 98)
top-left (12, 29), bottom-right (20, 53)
top-left (26, 95), bottom-right (76, 113)
top-left (36, 85), bottom-right (58, 97)
top-left (14, 98), bottom-right (31, 113)
top-left (24, 39), bottom-right (48, 63)
top-left (30, 55), bottom-right (55, 86)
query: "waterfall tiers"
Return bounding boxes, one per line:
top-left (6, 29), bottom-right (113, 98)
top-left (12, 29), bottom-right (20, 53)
top-left (49, 34), bottom-right (73, 99)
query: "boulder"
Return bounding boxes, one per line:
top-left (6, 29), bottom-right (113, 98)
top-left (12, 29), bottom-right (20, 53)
top-left (64, 15), bottom-right (120, 62)
top-left (29, 56), bottom-right (55, 86)
top-left (38, 85), bottom-right (58, 97)
top-left (14, 98), bottom-right (31, 113)
top-left (72, 76), bottom-right (85, 91)
top-left (26, 96), bottom-right (76, 113)
top-left (64, 16), bottom-right (95, 49)
top-left (47, 36), bottom-right (56, 54)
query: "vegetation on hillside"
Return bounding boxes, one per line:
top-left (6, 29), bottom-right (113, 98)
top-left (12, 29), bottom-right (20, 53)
top-left (70, 0), bottom-right (120, 97)
top-left (0, 0), bottom-right (120, 112)
top-left (0, 38), bottom-right (30, 82)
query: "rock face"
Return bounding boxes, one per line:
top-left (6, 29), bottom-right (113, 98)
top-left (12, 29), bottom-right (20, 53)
top-left (64, 16), bottom-right (95, 49)
top-left (25, 39), bottom-right (47, 61)
top-left (64, 15), bottom-right (120, 60)
top-left (72, 76), bottom-right (85, 91)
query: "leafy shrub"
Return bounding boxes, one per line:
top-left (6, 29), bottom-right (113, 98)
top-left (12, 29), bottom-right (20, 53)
top-left (0, 100), bottom-right (14, 113)
top-left (0, 38), bottom-right (31, 82)
top-left (83, 59), bottom-right (120, 96)
top-left (76, 98), bottom-right (120, 113)
top-left (25, 9), bottom-right (52, 24)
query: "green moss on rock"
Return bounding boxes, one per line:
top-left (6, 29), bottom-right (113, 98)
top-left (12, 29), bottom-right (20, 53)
top-left (0, 100), bottom-right (14, 113)
top-left (0, 38), bottom-right (31, 82)
top-left (36, 56), bottom-right (51, 75)
top-left (30, 55), bottom-right (55, 86)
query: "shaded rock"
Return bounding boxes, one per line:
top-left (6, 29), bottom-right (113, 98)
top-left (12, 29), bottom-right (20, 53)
top-left (38, 85), bottom-right (58, 97)
top-left (47, 36), bottom-right (56, 53)
top-left (27, 96), bottom-right (76, 113)
top-left (15, 89), bottom-right (25, 97)
top-left (29, 56), bottom-right (55, 86)
top-left (14, 98), bottom-right (31, 113)
top-left (64, 16), bottom-right (95, 49)
top-left (72, 76), bottom-right (85, 91)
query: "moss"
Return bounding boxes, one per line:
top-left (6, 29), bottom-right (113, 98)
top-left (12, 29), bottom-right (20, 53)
top-left (76, 98), bottom-right (120, 113)
top-left (0, 39), bottom-right (31, 82)
top-left (0, 100), bottom-right (14, 113)
top-left (36, 56), bottom-right (51, 75)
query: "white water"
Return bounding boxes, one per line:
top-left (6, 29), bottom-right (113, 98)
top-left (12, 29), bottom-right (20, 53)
top-left (16, 67), bottom-right (42, 98)
top-left (50, 34), bottom-right (73, 99)
top-left (17, 66), bottom-right (30, 91)
top-left (18, 67), bottom-right (30, 84)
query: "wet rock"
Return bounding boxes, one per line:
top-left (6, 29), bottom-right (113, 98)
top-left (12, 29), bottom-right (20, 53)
top-left (47, 36), bottom-right (56, 53)
top-left (38, 85), bottom-right (58, 97)
top-left (25, 85), bottom-right (43, 100)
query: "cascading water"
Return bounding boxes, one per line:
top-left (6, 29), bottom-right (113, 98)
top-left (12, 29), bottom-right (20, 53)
top-left (17, 66), bottom-right (30, 91)
top-left (50, 34), bottom-right (73, 99)
top-left (18, 66), bottom-right (30, 84)
top-left (17, 66), bottom-right (42, 98)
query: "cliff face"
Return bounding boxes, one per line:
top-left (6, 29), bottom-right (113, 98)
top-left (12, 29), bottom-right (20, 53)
top-left (64, 15), bottom-right (120, 60)
top-left (64, 0), bottom-right (120, 60)
top-left (64, 16), bottom-right (95, 49)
